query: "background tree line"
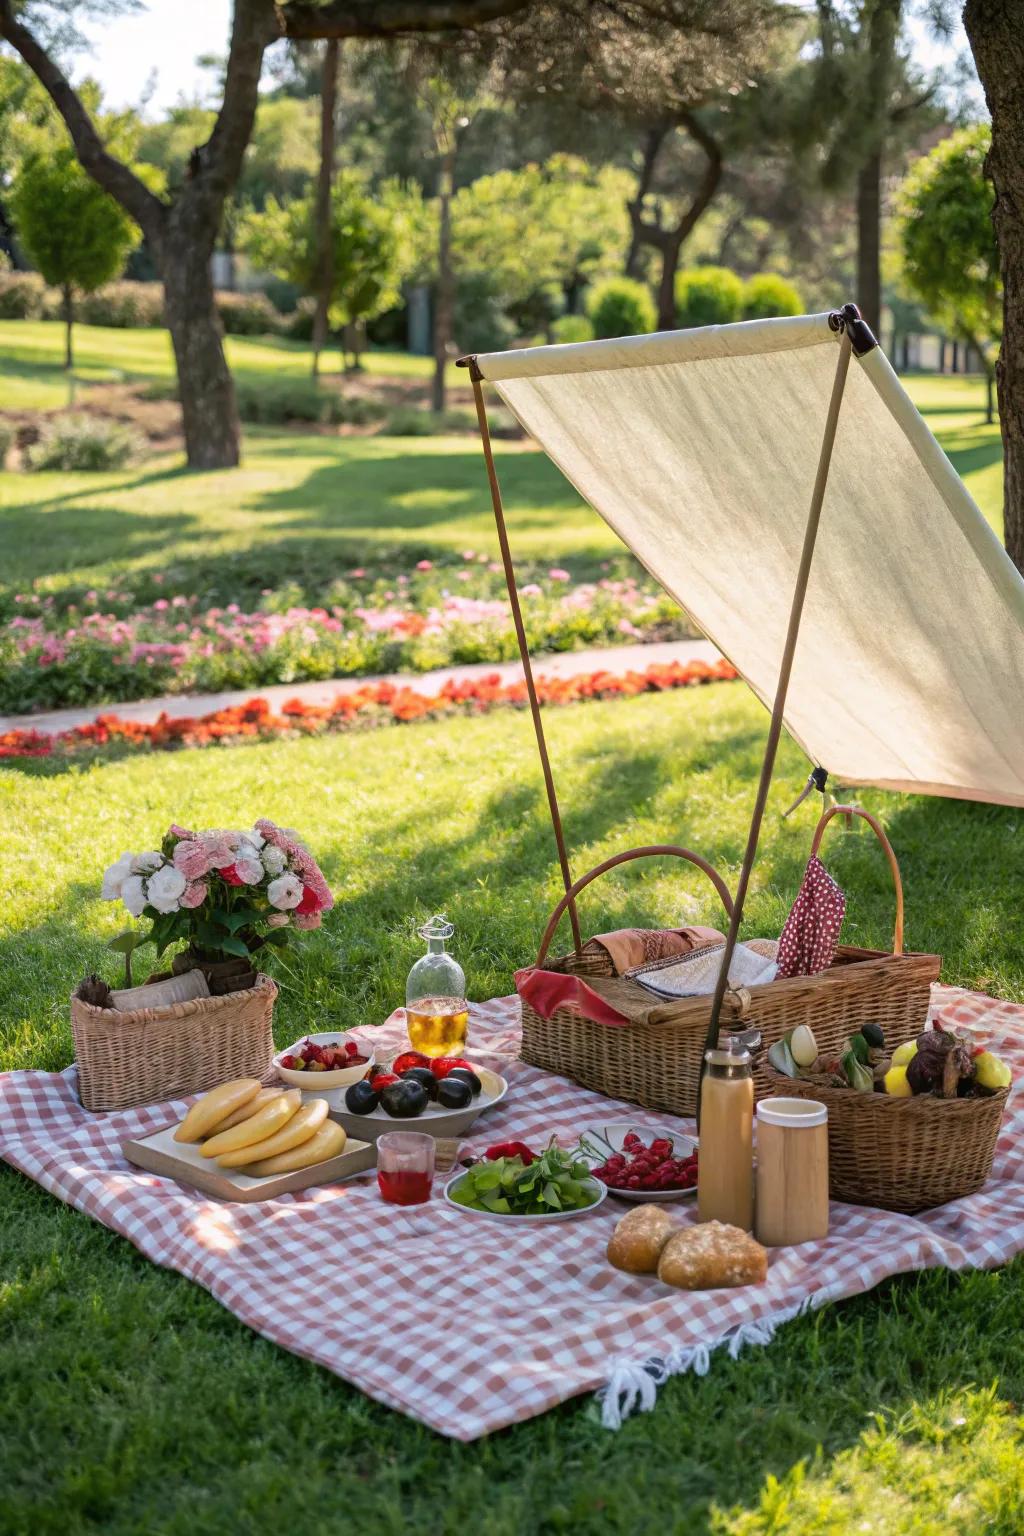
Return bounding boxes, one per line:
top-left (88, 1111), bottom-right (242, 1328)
top-left (0, 0), bottom-right (1019, 572)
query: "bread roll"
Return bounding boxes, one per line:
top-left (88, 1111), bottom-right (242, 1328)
top-left (215, 1098), bottom-right (328, 1167)
top-left (242, 1119), bottom-right (347, 1176)
top-left (657, 1221), bottom-right (767, 1290)
top-left (205, 1087), bottom-right (283, 1136)
top-left (199, 1089), bottom-right (301, 1158)
top-left (174, 1078), bottom-right (261, 1143)
top-left (607, 1205), bottom-right (676, 1274)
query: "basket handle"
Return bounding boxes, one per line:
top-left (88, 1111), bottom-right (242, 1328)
top-left (535, 845), bottom-right (735, 967)
top-left (809, 805), bottom-right (904, 956)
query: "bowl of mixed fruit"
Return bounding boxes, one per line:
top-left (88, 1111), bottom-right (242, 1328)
top-left (273, 1033), bottom-right (376, 1090)
top-left (335, 1050), bottom-right (508, 1140)
top-left (579, 1123), bottom-right (699, 1201)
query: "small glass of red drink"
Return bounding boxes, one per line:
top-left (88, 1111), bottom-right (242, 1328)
top-left (376, 1131), bottom-right (436, 1206)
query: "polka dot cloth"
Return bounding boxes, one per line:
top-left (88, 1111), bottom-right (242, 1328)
top-left (776, 854), bottom-right (846, 977)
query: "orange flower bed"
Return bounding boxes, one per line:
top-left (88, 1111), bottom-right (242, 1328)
top-left (0, 658), bottom-right (738, 761)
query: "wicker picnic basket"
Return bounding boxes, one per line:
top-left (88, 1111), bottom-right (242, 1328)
top-left (762, 1068), bottom-right (1009, 1212)
top-left (519, 807), bottom-right (939, 1118)
top-left (71, 974), bottom-right (277, 1111)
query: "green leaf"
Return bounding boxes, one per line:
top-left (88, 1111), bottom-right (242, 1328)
top-left (217, 935), bottom-right (252, 960)
top-left (262, 928), bottom-right (289, 948)
top-left (224, 908), bottom-right (260, 933)
top-left (106, 929), bottom-right (151, 955)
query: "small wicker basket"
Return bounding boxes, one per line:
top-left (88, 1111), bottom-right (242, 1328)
top-left (71, 974), bottom-right (277, 1111)
top-left (519, 808), bottom-right (939, 1119)
top-left (762, 1068), bottom-right (1010, 1212)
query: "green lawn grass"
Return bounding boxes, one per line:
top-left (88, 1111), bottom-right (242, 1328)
top-left (0, 323), bottom-right (1005, 611)
top-left (3, 684), bottom-right (1024, 1535)
top-left (0, 318), bottom-right (436, 409)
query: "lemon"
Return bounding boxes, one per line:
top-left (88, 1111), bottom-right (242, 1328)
top-left (883, 1064), bottom-right (913, 1097)
top-left (975, 1051), bottom-right (1011, 1091)
top-left (891, 1041), bottom-right (918, 1067)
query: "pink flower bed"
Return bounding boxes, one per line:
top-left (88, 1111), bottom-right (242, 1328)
top-left (0, 558), bottom-right (695, 715)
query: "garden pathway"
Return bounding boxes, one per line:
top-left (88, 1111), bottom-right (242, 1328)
top-left (0, 638), bottom-right (723, 737)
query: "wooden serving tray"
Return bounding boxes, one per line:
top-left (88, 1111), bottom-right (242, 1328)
top-left (122, 1122), bottom-right (376, 1202)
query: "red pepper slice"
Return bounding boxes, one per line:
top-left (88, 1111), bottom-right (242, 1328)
top-left (484, 1140), bottom-right (536, 1165)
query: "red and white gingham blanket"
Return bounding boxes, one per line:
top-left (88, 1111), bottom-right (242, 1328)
top-left (2, 984), bottom-right (1024, 1441)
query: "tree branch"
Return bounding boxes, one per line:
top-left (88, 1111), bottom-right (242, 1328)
top-left (203, 0), bottom-right (279, 198)
top-left (671, 110), bottom-right (723, 245)
top-left (278, 0), bottom-right (534, 39)
top-left (0, 0), bottom-right (164, 240)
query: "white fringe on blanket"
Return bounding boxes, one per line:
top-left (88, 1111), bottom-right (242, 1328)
top-left (598, 1301), bottom-right (810, 1430)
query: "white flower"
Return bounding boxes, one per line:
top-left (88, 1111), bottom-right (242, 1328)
top-left (101, 852), bottom-right (134, 901)
top-left (267, 872), bottom-right (303, 911)
top-left (246, 828), bottom-right (266, 850)
top-left (147, 864), bottom-right (187, 914)
top-left (121, 874), bottom-right (147, 917)
top-left (131, 851), bottom-right (164, 875)
top-left (233, 856), bottom-right (264, 885)
top-left (267, 912), bottom-right (290, 928)
top-left (261, 845), bottom-right (287, 876)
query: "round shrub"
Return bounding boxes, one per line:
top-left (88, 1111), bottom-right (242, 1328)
top-left (0, 271), bottom-right (50, 319)
top-left (285, 297), bottom-right (316, 342)
top-left (26, 415), bottom-right (142, 472)
top-left (742, 273), bottom-right (803, 321)
top-left (551, 314), bottom-right (594, 345)
top-left (674, 266), bottom-right (744, 328)
top-left (586, 277), bottom-right (656, 339)
top-left (79, 281), bottom-right (164, 328)
top-left (214, 291), bottom-right (284, 337)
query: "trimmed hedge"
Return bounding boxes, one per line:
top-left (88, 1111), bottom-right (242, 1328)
top-left (0, 271), bottom-right (54, 320)
top-left (587, 277), bottom-right (656, 339)
top-left (79, 282), bottom-right (164, 328)
top-left (742, 273), bottom-right (803, 320)
top-left (674, 266), bottom-right (745, 328)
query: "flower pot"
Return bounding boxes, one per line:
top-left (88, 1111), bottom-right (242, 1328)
top-left (172, 947), bottom-right (258, 996)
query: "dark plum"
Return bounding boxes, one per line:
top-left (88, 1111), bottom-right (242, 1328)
top-left (445, 1067), bottom-right (481, 1097)
top-left (381, 1080), bottom-right (429, 1119)
top-left (344, 1080), bottom-right (381, 1115)
top-left (437, 1077), bottom-right (472, 1110)
top-left (400, 1067), bottom-right (439, 1100)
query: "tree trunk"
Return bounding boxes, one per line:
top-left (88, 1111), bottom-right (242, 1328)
top-left (432, 144), bottom-right (455, 415)
top-left (856, 148), bottom-right (882, 336)
top-left (656, 236), bottom-right (682, 331)
top-left (62, 282), bottom-right (73, 371)
top-left (964, 0), bottom-right (1024, 574)
top-left (162, 235), bottom-right (240, 470)
top-left (312, 37), bottom-right (340, 380)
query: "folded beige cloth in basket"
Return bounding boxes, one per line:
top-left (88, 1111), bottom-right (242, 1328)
top-left (588, 925), bottom-right (725, 976)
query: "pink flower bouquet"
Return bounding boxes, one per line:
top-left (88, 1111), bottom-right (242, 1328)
top-left (101, 819), bottom-right (334, 984)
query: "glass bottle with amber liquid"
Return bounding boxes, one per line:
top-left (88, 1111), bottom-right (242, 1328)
top-left (405, 915), bottom-right (468, 1058)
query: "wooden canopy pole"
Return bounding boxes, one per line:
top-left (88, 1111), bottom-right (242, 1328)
top-left (698, 305), bottom-right (873, 1118)
top-left (459, 355), bottom-right (583, 953)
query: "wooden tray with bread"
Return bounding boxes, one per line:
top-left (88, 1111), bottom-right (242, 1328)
top-left (122, 1076), bottom-right (376, 1202)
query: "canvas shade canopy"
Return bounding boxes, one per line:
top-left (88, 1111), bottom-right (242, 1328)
top-left (469, 312), bottom-right (1024, 809)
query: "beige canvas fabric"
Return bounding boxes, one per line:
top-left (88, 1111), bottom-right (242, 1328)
top-left (475, 314), bottom-right (1024, 807)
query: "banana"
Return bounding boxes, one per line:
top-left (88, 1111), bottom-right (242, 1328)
top-left (200, 1089), bottom-right (301, 1158)
top-left (205, 1087), bottom-right (284, 1136)
top-left (174, 1078), bottom-right (261, 1143)
top-left (242, 1119), bottom-right (347, 1177)
top-left (215, 1098), bottom-right (329, 1168)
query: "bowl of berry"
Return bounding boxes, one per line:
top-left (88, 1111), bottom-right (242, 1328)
top-left (579, 1123), bottom-right (698, 1201)
top-left (273, 1033), bottom-right (376, 1090)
